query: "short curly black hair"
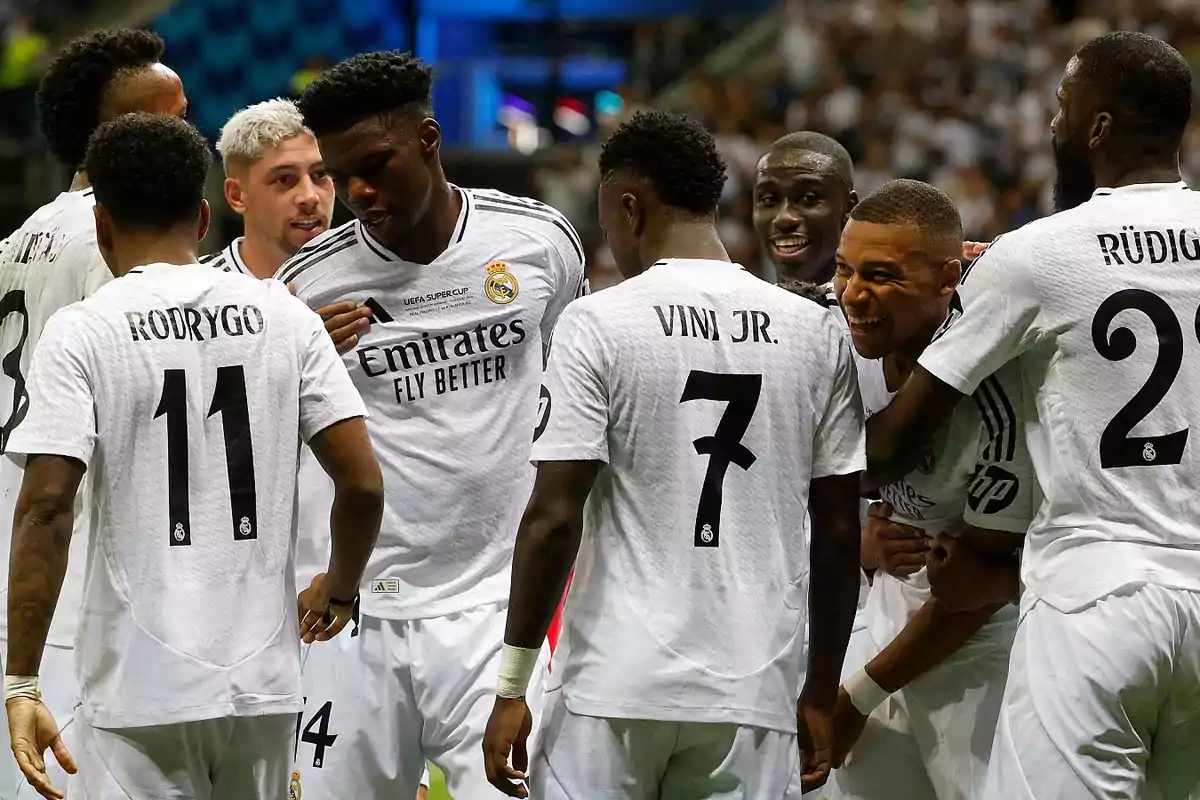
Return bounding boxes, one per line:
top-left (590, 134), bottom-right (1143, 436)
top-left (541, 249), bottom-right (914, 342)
top-left (766, 131), bottom-right (855, 193)
top-left (85, 114), bottom-right (212, 231)
top-left (36, 28), bottom-right (165, 169)
top-left (850, 179), bottom-right (963, 259)
top-left (597, 110), bottom-right (726, 216)
top-left (1075, 32), bottom-right (1193, 156)
top-left (298, 51), bottom-right (433, 137)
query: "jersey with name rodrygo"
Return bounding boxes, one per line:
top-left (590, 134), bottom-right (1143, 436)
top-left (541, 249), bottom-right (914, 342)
top-left (536, 259), bottom-right (865, 733)
top-left (5, 264), bottom-right (366, 728)
top-left (200, 237), bottom-right (253, 276)
top-left (0, 188), bottom-right (110, 648)
top-left (277, 187), bottom-right (588, 619)
top-left (856, 352), bottom-right (1036, 648)
top-left (919, 182), bottom-right (1200, 613)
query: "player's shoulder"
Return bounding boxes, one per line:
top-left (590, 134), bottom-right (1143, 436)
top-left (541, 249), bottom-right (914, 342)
top-left (275, 221), bottom-right (361, 288)
top-left (465, 187), bottom-right (584, 265)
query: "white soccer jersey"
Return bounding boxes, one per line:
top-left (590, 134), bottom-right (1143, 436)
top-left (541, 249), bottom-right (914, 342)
top-left (856, 354), bottom-right (1037, 646)
top-left (200, 237), bottom-right (253, 276)
top-left (278, 187), bottom-right (588, 619)
top-left (919, 181), bottom-right (1200, 612)
top-left (0, 188), bottom-right (110, 648)
top-left (535, 259), bottom-right (866, 733)
top-left (6, 264), bottom-right (366, 728)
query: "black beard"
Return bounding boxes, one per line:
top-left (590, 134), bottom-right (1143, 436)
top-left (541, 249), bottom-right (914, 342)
top-left (1052, 139), bottom-right (1096, 212)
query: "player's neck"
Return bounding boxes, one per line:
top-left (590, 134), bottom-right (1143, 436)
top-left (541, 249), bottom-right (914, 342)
top-left (883, 315), bottom-right (945, 391)
top-left (387, 180), bottom-right (461, 265)
top-left (644, 221), bottom-right (730, 266)
top-left (111, 235), bottom-right (199, 277)
top-left (237, 234), bottom-right (288, 280)
top-left (69, 171), bottom-right (90, 191)
top-left (1100, 159), bottom-right (1182, 192)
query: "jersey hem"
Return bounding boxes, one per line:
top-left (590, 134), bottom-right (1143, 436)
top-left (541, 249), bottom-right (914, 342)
top-left (83, 696), bottom-right (302, 729)
top-left (530, 443), bottom-right (609, 464)
top-left (563, 693), bottom-right (797, 734)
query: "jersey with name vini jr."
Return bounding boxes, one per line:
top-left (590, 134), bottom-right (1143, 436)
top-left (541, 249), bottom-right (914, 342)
top-left (277, 187), bottom-right (588, 619)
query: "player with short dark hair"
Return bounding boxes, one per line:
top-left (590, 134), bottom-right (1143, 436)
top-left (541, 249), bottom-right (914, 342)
top-left (0, 29), bottom-right (190, 797)
top-left (824, 179), bottom-right (1037, 800)
top-left (864, 32), bottom-right (1200, 798)
top-left (752, 131), bottom-right (858, 285)
top-left (3, 113), bottom-right (383, 799)
top-left (281, 50), bottom-right (586, 800)
top-left (482, 110), bottom-right (864, 799)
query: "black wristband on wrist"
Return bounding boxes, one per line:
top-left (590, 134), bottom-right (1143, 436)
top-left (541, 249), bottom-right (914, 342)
top-left (328, 594), bottom-right (358, 607)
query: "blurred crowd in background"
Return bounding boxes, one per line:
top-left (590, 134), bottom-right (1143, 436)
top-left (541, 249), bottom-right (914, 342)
top-left (4, 0), bottom-right (1200, 289)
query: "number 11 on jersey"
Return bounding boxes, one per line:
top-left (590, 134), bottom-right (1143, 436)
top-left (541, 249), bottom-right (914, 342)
top-left (680, 371), bottom-right (762, 547)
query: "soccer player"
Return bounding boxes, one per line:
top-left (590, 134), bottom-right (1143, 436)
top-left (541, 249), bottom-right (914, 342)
top-left (825, 180), bottom-right (1036, 800)
top-left (208, 91), bottom-right (433, 800)
top-left (3, 113), bottom-right (383, 799)
top-left (0, 28), bottom-right (187, 798)
top-left (279, 51), bottom-right (587, 799)
top-left (862, 32), bottom-right (1200, 798)
top-left (751, 132), bottom-right (857, 285)
top-left (481, 110), bottom-right (865, 799)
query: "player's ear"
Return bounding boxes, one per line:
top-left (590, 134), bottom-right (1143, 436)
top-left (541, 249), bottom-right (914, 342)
top-left (621, 192), bottom-right (644, 237)
top-left (939, 257), bottom-right (962, 295)
top-left (418, 117), bottom-right (441, 159)
top-left (93, 204), bottom-right (115, 264)
top-left (197, 199), bottom-right (212, 244)
top-left (843, 191), bottom-right (859, 225)
top-left (1089, 111), bottom-right (1112, 150)
top-left (224, 177), bottom-right (247, 215)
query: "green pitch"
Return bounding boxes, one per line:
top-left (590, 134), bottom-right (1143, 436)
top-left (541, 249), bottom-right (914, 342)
top-left (427, 763), bottom-right (450, 800)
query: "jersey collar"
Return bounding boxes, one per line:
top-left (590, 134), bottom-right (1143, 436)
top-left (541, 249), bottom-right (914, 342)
top-left (356, 185), bottom-right (473, 264)
top-left (649, 258), bottom-right (746, 270)
top-left (227, 237), bottom-right (251, 275)
top-left (1092, 181), bottom-right (1191, 198)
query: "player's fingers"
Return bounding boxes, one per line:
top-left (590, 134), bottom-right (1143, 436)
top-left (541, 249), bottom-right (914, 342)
top-left (287, 282), bottom-right (297, 295)
top-left (883, 537), bottom-right (932, 555)
top-left (14, 749), bottom-right (60, 800)
top-left (800, 760), bottom-right (831, 792)
top-left (867, 501), bottom-right (893, 518)
top-left (49, 736), bottom-right (76, 775)
top-left (512, 733), bottom-right (529, 774)
top-left (885, 554), bottom-right (929, 576)
top-left (314, 300), bottom-right (359, 320)
top-left (324, 307), bottom-right (372, 334)
top-left (334, 334), bottom-right (359, 355)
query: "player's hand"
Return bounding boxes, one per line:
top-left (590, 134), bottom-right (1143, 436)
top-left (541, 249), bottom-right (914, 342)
top-left (314, 299), bottom-right (373, 354)
top-left (6, 697), bottom-right (76, 799)
top-left (963, 241), bottom-right (988, 260)
top-left (927, 534), bottom-right (1015, 612)
top-left (865, 502), bottom-right (930, 578)
top-left (829, 686), bottom-right (869, 767)
top-left (796, 698), bottom-right (834, 792)
top-left (482, 696), bottom-right (532, 798)
top-left (297, 573), bottom-right (355, 643)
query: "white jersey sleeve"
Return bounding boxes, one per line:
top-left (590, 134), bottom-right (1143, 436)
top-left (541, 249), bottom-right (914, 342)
top-left (962, 363), bottom-right (1039, 534)
top-left (919, 233), bottom-right (1045, 394)
top-left (531, 304), bottom-right (608, 464)
top-left (294, 297), bottom-right (368, 441)
top-left (6, 307), bottom-right (95, 465)
top-left (813, 326), bottom-right (866, 478)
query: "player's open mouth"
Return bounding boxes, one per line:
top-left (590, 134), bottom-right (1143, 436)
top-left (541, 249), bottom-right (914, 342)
top-left (362, 211), bottom-right (389, 229)
top-left (771, 236), bottom-right (808, 259)
top-left (846, 314), bottom-right (884, 330)
top-left (291, 219), bottom-right (323, 231)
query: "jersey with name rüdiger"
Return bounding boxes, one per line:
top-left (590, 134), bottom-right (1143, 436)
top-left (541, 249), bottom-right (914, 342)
top-left (919, 182), bottom-right (1200, 612)
top-left (0, 189), bottom-right (110, 647)
top-left (6, 264), bottom-right (366, 727)
top-left (277, 187), bottom-right (588, 619)
top-left (536, 259), bottom-right (865, 732)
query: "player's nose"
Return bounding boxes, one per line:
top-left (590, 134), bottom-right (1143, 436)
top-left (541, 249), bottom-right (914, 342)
top-left (345, 176), bottom-right (376, 209)
top-left (773, 205), bottom-right (802, 233)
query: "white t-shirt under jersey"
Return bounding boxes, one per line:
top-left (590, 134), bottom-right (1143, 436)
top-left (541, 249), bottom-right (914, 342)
top-left (0, 188), bottom-right (110, 648)
top-left (278, 187), bottom-right (588, 620)
top-left (920, 181), bottom-right (1200, 612)
top-left (855, 352), bottom-right (1037, 648)
top-left (536, 259), bottom-right (865, 733)
top-left (7, 264), bottom-right (366, 728)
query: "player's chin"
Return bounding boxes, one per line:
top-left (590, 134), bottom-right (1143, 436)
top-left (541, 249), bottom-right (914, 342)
top-left (847, 324), bottom-right (891, 360)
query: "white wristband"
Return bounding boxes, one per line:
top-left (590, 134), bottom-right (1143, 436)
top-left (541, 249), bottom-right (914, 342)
top-left (496, 644), bottom-right (540, 699)
top-left (3, 675), bottom-right (40, 703)
top-left (843, 669), bottom-right (889, 716)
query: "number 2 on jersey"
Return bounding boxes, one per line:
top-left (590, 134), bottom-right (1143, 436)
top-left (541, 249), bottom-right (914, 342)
top-left (155, 366), bottom-right (257, 545)
top-left (1092, 289), bottom-right (1194, 468)
top-left (0, 289), bottom-right (29, 454)
top-left (679, 371), bottom-right (762, 547)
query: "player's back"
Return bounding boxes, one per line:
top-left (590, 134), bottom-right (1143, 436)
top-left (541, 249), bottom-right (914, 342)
top-left (0, 189), bottom-right (109, 646)
top-left (550, 258), bottom-right (861, 732)
top-left (63, 263), bottom-right (320, 728)
top-left (992, 182), bottom-right (1200, 606)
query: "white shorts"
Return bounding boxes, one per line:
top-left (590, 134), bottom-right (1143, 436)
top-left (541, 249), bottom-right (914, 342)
top-left (983, 585), bottom-right (1200, 800)
top-left (830, 605), bottom-right (1015, 800)
top-left (533, 687), bottom-right (796, 799)
top-left (0, 643), bottom-right (76, 800)
top-left (786, 621), bottom-right (877, 800)
top-left (67, 711), bottom-right (293, 799)
top-left (292, 601), bottom-right (548, 800)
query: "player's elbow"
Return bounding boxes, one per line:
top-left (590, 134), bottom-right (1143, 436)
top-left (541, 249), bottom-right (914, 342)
top-left (518, 492), bottom-right (581, 549)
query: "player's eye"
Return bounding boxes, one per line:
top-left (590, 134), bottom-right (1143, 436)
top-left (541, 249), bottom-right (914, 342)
top-left (754, 194), bottom-right (777, 207)
top-left (801, 193), bottom-right (822, 205)
top-left (835, 262), bottom-right (852, 275)
top-left (312, 170), bottom-right (329, 182)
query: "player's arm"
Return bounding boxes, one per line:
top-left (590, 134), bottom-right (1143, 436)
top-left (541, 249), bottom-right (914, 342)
top-left (535, 213), bottom-right (589, 345)
top-left (485, 304), bottom-right (604, 798)
top-left (927, 526), bottom-right (1022, 611)
top-left (799, 325), bottom-right (867, 792)
top-left (292, 299), bottom-right (384, 641)
top-left (866, 235), bottom-right (1042, 488)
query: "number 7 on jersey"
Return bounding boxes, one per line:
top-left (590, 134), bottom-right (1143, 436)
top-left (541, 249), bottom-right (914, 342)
top-left (679, 371), bottom-right (762, 547)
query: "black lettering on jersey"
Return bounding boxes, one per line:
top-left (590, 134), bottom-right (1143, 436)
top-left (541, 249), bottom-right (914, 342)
top-left (126, 305), bottom-right (265, 342)
top-left (1091, 289), bottom-right (1190, 468)
top-left (966, 465), bottom-right (1019, 515)
top-left (8, 229), bottom-right (65, 265)
top-left (1097, 228), bottom-right (1200, 266)
top-left (730, 310), bottom-right (774, 343)
top-left (533, 385), bottom-right (551, 442)
top-left (0, 290), bottom-right (30, 454)
top-left (363, 297), bottom-right (393, 323)
top-left (654, 305), bottom-right (720, 340)
top-left (356, 318), bottom-right (526, 376)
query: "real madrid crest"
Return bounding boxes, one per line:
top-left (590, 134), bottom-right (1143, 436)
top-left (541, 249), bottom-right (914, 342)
top-left (484, 261), bottom-right (519, 305)
top-left (289, 771), bottom-right (302, 800)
